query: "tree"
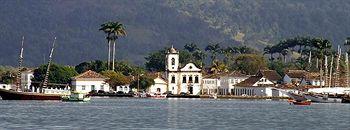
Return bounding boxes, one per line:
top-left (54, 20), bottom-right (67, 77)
top-left (101, 70), bottom-right (130, 90)
top-left (209, 60), bottom-right (228, 74)
top-left (205, 43), bottom-right (221, 62)
top-left (145, 49), bottom-right (166, 72)
top-left (344, 37), bottom-right (350, 54)
top-left (232, 54), bottom-right (268, 75)
top-left (75, 60), bottom-right (107, 74)
top-left (129, 76), bottom-right (155, 91)
top-left (99, 21), bottom-right (127, 71)
top-left (33, 63), bottom-right (78, 84)
top-left (99, 22), bottom-right (114, 70)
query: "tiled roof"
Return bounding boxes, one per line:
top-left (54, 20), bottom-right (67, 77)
top-left (72, 70), bottom-right (107, 79)
top-left (203, 71), bottom-right (247, 79)
top-left (285, 70), bottom-right (306, 79)
top-left (257, 70), bottom-right (282, 82)
top-left (235, 76), bottom-right (262, 87)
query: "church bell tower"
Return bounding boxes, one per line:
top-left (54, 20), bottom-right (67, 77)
top-left (166, 45), bottom-right (179, 72)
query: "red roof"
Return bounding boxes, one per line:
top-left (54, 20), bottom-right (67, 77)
top-left (72, 70), bottom-right (107, 79)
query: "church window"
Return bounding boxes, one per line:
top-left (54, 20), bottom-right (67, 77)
top-left (195, 76), bottom-right (199, 83)
top-left (171, 76), bottom-right (175, 83)
top-left (171, 58), bottom-right (175, 65)
top-left (182, 76), bottom-right (186, 83)
top-left (189, 76), bottom-right (193, 83)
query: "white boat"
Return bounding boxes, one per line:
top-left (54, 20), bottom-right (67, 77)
top-left (149, 93), bottom-right (167, 99)
top-left (62, 92), bottom-right (91, 102)
top-left (303, 93), bottom-right (342, 103)
top-left (209, 93), bottom-right (217, 99)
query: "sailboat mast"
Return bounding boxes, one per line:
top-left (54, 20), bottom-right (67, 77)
top-left (335, 45), bottom-right (341, 87)
top-left (41, 37), bottom-right (56, 93)
top-left (346, 52), bottom-right (349, 88)
top-left (329, 56), bottom-right (334, 88)
top-left (324, 55), bottom-right (328, 87)
top-left (16, 36), bottom-right (25, 91)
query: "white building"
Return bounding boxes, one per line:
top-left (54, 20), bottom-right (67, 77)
top-left (220, 71), bottom-right (249, 95)
top-left (234, 70), bottom-right (282, 97)
top-left (148, 76), bottom-right (168, 94)
top-left (283, 70), bottom-right (306, 85)
top-left (300, 72), bottom-right (325, 86)
top-left (115, 85), bottom-right (131, 93)
top-left (20, 69), bottom-right (34, 91)
top-left (165, 46), bottom-right (202, 95)
top-left (202, 75), bottom-right (221, 95)
top-left (71, 70), bottom-right (110, 93)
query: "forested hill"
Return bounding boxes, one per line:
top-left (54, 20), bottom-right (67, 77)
top-left (1, 0), bottom-right (350, 66)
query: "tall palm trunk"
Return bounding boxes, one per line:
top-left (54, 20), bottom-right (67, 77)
top-left (112, 40), bottom-right (116, 71)
top-left (108, 40), bottom-right (111, 70)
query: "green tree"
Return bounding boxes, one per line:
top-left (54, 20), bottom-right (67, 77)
top-left (205, 43), bottom-right (221, 62)
top-left (33, 63), bottom-right (78, 84)
top-left (129, 76), bottom-right (155, 91)
top-left (145, 49), bottom-right (166, 72)
top-left (75, 60), bottom-right (107, 74)
top-left (232, 54), bottom-right (268, 75)
top-left (101, 70), bottom-right (130, 91)
top-left (99, 21), bottom-right (127, 71)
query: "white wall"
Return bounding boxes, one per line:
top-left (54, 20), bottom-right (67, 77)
top-left (116, 85), bottom-right (130, 93)
top-left (71, 80), bottom-right (110, 93)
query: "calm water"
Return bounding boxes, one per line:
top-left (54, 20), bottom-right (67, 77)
top-left (0, 98), bottom-right (349, 130)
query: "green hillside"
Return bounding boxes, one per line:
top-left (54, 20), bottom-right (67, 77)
top-left (1, 0), bottom-right (350, 66)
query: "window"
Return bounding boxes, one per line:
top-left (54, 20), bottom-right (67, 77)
top-left (171, 58), bottom-right (175, 65)
top-left (100, 85), bottom-right (104, 90)
top-left (82, 85), bottom-right (85, 90)
top-left (182, 76), bottom-right (186, 83)
top-left (171, 76), bottom-right (175, 83)
top-left (195, 76), bottom-right (199, 83)
top-left (2, 86), bottom-right (5, 89)
top-left (172, 87), bottom-right (174, 90)
top-left (189, 76), bottom-right (193, 83)
top-left (91, 85), bottom-right (95, 90)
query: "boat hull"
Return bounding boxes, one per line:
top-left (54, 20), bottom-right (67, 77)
top-left (292, 101), bottom-right (311, 105)
top-left (304, 94), bottom-right (342, 103)
top-left (0, 89), bottom-right (62, 100)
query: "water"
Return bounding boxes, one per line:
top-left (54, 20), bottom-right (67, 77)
top-left (0, 98), bottom-right (349, 130)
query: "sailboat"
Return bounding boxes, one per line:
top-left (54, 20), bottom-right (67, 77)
top-left (0, 37), bottom-right (66, 100)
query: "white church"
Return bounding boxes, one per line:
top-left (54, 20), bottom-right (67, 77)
top-left (165, 46), bottom-right (202, 95)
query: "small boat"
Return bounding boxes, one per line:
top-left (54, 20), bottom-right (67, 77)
top-left (285, 91), bottom-right (307, 101)
top-left (62, 92), bottom-right (90, 102)
top-left (149, 93), bottom-right (167, 99)
top-left (292, 100), bottom-right (312, 105)
top-left (304, 93), bottom-right (342, 103)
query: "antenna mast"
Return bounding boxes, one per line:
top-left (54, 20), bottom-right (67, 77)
top-left (41, 37), bottom-right (56, 93)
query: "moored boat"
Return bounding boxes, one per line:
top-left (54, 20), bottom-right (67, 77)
top-left (62, 91), bottom-right (90, 102)
top-left (0, 88), bottom-right (62, 100)
top-left (149, 93), bottom-right (167, 99)
top-left (292, 100), bottom-right (312, 105)
top-left (304, 93), bottom-right (342, 103)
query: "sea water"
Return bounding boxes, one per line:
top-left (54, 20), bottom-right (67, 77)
top-left (0, 98), bottom-right (349, 130)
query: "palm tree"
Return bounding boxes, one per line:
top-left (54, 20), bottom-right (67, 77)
top-left (344, 37), bottom-right (350, 54)
top-left (184, 43), bottom-right (199, 53)
top-left (110, 22), bottom-right (126, 71)
top-left (281, 49), bottom-right (289, 63)
top-left (99, 21), bottom-right (114, 70)
top-left (263, 46), bottom-right (274, 61)
top-left (205, 43), bottom-right (221, 62)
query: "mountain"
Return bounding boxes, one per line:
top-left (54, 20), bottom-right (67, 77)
top-left (1, 0), bottom-right (350, 66)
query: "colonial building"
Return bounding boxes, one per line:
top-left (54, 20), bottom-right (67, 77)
top-left (202, 74), bottom-right (221, 95)
top-left (220, 71), bottom-right (249, 95)
top-left (165, 46), bottom-right (202, 95)
top-left (283, 70), bottom-right (307, 85)
top-left (148, 76), bottom-right (168, 94)
top-left (234, 70), bottom-right (282, 96)
top-left (71, 70), bottom-right (110, 93)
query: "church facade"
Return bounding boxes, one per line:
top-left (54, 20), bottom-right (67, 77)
top-left (165, 46), bottom-right (202, 95)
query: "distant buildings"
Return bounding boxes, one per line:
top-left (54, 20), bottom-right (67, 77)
top-left (233, 70), bottom-right (282, 96)
top-left (71, 70), bottom-right (110, 93)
